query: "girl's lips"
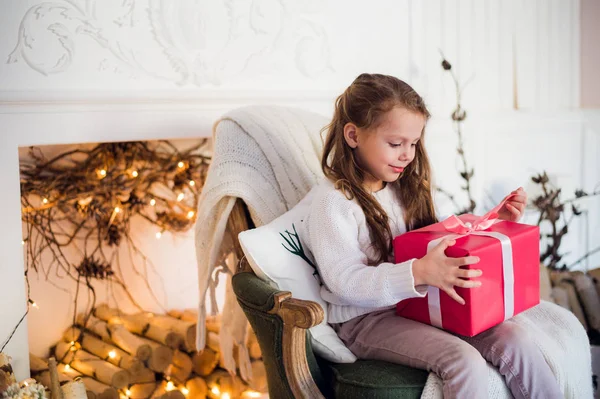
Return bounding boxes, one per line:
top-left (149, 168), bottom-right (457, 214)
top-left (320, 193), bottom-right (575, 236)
top-left (391, 166), bottom-right (404, 173)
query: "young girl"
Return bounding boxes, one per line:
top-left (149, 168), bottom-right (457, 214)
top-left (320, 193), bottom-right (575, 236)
top-left (303, 73), bottom-right (562, 398)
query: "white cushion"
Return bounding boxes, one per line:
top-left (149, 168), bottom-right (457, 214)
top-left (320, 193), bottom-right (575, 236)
top-left (238, 188), bottom-right (357, 363)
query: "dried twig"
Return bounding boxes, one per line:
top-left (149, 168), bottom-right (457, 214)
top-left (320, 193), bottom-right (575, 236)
top-left (530, 171), bottom-right (600, 270)
top-left (2, 140), bottom-right (211, 352)
top-left (435, 55), bottom-right (477, 215)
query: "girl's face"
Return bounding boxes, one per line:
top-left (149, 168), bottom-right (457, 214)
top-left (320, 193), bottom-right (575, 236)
top-left (345, 107), bottom-right (426, 192)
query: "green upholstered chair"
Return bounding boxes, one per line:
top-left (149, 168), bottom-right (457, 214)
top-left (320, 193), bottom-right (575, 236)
top-left (227, 200), bottom-right (429, 399)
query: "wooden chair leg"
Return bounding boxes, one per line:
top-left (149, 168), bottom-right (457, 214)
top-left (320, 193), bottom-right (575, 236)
top-left (269, 291), bottom-right (325, 399)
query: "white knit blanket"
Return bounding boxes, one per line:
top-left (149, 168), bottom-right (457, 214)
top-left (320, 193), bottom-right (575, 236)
top-left (420, 300), bottom-right (592, 398)
top-left (194, 105), bottom-right (592, 398)
top-left (194, 105), bottom-right (326, 380)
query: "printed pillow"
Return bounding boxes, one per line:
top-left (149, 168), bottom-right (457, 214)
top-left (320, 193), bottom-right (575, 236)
top-left (238, 188), bottom-right (357, 363)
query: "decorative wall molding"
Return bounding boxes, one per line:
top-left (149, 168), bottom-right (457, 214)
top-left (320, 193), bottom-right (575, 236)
top-left (0, 89), bottom-right (337, 106)
top-left (1, 0), bottom-right (582, 111)
top-left (6, 0), bottom-right (333, 86)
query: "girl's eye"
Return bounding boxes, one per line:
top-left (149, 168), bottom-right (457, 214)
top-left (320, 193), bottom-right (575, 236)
top-left (389, 143), bottom-right (401, 148)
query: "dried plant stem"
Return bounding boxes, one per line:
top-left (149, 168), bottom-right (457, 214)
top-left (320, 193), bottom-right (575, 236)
top-left (436, 54), bottom-right (477, 214)
top-left (531, 171), bottom-right (600, 270)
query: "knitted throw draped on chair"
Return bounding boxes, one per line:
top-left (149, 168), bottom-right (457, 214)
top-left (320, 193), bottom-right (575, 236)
top-left (194, 105), bottom-right (326, 380)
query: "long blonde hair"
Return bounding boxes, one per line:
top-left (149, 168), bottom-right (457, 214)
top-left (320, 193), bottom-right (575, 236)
top-left (321, 73), bottom-right (437, 264)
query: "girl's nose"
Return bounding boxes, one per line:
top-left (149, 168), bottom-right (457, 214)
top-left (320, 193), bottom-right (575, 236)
top-left (398, 151), bottom-right (410, 161)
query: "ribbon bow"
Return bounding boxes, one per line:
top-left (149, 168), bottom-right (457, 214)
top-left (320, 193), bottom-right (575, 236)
top-left (418, 193), bottom-right (516, 235)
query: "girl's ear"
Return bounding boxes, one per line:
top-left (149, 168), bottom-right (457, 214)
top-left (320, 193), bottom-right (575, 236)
top-left (343, 123), bottom-right (359, 148)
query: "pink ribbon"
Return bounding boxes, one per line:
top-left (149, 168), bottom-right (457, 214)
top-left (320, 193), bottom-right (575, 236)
top-left (416, 193), bottom-right (517, 235)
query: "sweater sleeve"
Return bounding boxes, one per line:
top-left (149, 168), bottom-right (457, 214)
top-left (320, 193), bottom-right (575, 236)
top-left (307, 189), bottom-right (427, 308)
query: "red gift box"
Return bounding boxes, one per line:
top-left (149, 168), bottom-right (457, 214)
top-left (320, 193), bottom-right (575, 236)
top-left (393, 204), bottom-right (540, 337)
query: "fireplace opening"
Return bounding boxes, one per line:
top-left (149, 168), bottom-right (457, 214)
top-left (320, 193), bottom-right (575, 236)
top-left (16, 139), bottom-right (266, 399)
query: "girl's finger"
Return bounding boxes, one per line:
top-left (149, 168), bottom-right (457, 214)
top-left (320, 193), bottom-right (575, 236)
top-left (437, 238), bottom-right (456, 251)
top-left (509, 195), bottom-right (526, 204)
top-left (457, 269), bottom-right (483, 279)
top-left (509, 198), bottom-right (526, 208)
top-left (444, 287), bottom-right (465, 305)
top-left (507, 203), bottom-right (520, 215)
top-left (453, 256), bottom-right (480, 267)
top-left (455, 278), bottom-right (482, 289)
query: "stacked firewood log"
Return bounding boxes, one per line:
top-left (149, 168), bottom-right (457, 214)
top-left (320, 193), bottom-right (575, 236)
top-left (543, 266), bottom-right (600, 342)
top-left (30, 306), bottom-right (266, 399)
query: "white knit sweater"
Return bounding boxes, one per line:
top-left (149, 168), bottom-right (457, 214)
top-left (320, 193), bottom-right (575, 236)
top-left (302, 178), bottom-right (428, 323)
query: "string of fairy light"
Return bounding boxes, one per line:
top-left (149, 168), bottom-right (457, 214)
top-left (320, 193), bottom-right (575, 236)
top-left (4, 140), bottom-right (209, 367)
top-left (18, 140), bottom-right (209, 310)
top-left (9, 140), bottom-right (265, 398)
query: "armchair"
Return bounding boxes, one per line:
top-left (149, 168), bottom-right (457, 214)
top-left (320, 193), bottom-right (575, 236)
top-left (227, 199), bottom-right (429, 399)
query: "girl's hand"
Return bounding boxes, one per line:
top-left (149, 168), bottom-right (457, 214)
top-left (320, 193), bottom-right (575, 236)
top-left (497, 187), bottom-right (527, 222)
top-left (412, 238), bottom-right (482, 305)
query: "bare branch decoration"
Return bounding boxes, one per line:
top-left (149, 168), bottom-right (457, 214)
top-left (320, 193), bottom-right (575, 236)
top-left (437, 54), bottom-right (477, 215)
top-left (2, 140), bottom-right (211, 353)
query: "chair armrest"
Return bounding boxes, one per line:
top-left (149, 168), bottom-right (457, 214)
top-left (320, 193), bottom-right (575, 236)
top-left (233, 272), bottom-right (325, 399)
top-left (270, 292), bottom-right (325, 398)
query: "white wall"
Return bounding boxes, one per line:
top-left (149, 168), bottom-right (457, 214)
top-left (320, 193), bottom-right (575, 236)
top-left (0, 0), bottom-right (598, 380)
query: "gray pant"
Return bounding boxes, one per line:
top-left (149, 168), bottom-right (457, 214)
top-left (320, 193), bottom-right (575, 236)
top-left (333, 307), bottom-right (563, 399)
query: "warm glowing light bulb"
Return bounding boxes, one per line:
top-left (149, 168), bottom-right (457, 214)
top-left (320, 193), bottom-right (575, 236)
top-left (177, 193), bottom-right (185, 202)
top-left (65, 364), bottom-right (71, 371)
top-left (131, 170), bottom-right (138, 177)
top-left (166, 381), bottom-right (175, 391)
top-left (150, 199), bottom-right (156, 206)
top-left (221, 393), bottom-right (231, 399)
top-left (125, 389), bottom-right (131, 396)
top-left (70, 341), bottom-right (75, 346)
top-left (23, 381), bottom-right (28, 387)
top-left (155, 232), bottom-right (162, 239)
top-left (42, 198), bottom-right (48, 204)
top-left (21, 240), bottom-right (25, 246)
top-left (108, 350), bottom-right (117, 359)
top-left (181, 387), bottom-right (189, 395)
top-left (114, 207), bottom-right (121, 213)
top-left (177, 161), bottom-right (185, 169)
top-left (244, 391), bottom-right (262, 398)
top-left (98, 169), bottom-right (107, 178)
top-left (211, 386), bottom-right (220, 395)
top-left (189, 180), bottom-right (195, 186)
top-left (31, 301), bottom-right (39, 309)
top-left (187, 210), bottom-right (195, 219)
